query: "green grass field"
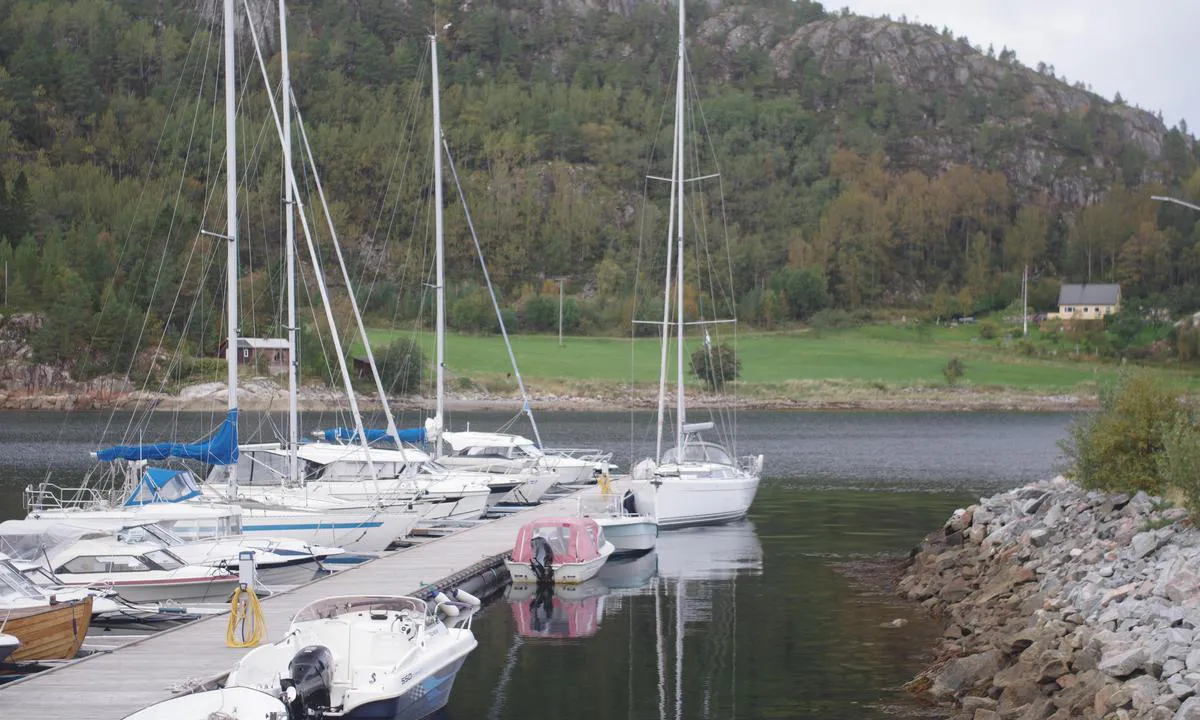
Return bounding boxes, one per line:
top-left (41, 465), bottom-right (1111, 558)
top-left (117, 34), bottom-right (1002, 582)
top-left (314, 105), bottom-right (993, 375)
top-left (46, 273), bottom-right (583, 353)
top-left (355, 322), bottom-right (1200, 394)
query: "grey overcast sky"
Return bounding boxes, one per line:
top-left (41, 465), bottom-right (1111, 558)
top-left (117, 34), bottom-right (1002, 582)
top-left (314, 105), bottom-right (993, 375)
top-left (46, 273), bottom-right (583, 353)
top-left (841, 0), bottom-right (1198, 131)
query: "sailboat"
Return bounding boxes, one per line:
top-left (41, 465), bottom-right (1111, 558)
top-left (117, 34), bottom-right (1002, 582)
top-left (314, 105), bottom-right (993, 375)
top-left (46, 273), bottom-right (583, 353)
top-left (629, 0), bottom-right (762, 529)
top-left (25, 0), bottom-right (423, 554)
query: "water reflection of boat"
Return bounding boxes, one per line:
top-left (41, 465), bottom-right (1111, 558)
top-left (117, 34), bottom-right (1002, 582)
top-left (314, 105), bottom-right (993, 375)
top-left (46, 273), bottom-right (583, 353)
top-left (506, 580), bottom-right (607, 640)
top-left (596, 550), bottom-right (659, 591)
top-left (654, 519), bottom-right (762, 581)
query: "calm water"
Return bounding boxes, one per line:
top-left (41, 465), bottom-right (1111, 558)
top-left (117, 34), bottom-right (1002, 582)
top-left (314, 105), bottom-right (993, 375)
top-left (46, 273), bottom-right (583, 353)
top-left (0, 409), bottom-right (1074, 718)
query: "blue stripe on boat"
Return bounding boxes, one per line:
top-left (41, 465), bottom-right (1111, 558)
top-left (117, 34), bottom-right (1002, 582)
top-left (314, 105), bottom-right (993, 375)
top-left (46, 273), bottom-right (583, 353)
top-left (242, 522), bottom-right (385, 531)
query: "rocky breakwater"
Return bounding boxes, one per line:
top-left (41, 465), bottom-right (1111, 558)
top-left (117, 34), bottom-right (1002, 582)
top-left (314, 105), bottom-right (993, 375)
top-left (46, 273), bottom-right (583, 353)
top-left (900, 476), bottom-right (1200, 720)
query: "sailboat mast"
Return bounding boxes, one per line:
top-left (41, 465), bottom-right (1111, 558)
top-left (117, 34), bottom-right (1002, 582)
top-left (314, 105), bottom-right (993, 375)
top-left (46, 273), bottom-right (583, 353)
top-left (673, 0), bottom-right (687, 452)
top-left (223, 0), bottom-right (239, 492)
top-left (432, 32), bottom-right (447, 459)
top-left (280, 0), bottom-right (299, 485)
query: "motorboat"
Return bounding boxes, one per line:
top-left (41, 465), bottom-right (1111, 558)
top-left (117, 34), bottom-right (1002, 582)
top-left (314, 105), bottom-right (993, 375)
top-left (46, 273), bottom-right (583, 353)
top-left (0, 633), bottom-right (18, 664)
top-left (211, 442), bottom-right (491, 523)
top-left (10, 516), bottom-right (339, 587)
top-left (505, 517), bottom-right (614, 585)
top-left (441, 431), bottom-right (600, 486)
top-left (123, 687), bottom-right (289, 719)
top-left (631, 424), bottom-right (762, 529)
top-left (124, 594), bottom-right (479, 720)
top-left (0, 521), bottom-right (240, 604)
top-left (578, 488), bottom-right (657, 557)
top-left (0, 558), bottom-right (93, 662)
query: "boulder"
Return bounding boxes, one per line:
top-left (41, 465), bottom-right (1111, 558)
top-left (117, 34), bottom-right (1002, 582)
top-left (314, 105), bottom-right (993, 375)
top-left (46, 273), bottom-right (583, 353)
top-left (930, 650), bottom-right (1005, 700)
top-left (1176, 697), bottom-right (1200, 720)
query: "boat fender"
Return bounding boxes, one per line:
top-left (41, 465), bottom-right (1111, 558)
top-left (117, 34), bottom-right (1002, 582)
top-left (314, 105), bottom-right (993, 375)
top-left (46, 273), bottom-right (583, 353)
top-left (286, 645), bottom-right (333, 717)
top-left (433, 592), bottom-right (460, 617)
top-left (454, 588), bottom-right (482, 607)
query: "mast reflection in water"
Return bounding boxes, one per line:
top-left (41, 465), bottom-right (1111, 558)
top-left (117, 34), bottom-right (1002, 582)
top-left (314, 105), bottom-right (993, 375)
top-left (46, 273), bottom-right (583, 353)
top-left (437, 482), bottom-right (965, 720)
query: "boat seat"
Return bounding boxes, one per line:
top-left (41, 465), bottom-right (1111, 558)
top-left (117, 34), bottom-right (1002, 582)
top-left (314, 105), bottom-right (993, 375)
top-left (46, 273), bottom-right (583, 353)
top-left (301, 620), bottom-right (351, 686)
top-left (348, 620), bottom-right (414, 688)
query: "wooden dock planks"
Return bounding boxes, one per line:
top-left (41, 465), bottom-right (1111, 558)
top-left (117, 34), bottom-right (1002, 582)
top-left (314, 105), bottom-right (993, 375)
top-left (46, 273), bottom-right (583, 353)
top-left (0, 491), bottom-right (583, 719)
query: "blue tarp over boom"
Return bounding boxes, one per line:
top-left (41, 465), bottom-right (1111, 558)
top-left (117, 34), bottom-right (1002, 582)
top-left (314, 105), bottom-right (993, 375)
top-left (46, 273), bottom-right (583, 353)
top-left (96, 410), bottom-right (240, 465)
top-left (320, 427), bottom-right (426, 445)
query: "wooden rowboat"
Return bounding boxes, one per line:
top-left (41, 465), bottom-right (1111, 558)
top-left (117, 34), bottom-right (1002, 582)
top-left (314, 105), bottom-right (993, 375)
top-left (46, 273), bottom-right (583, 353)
top-left (1, 596), bottom-right (93, 662)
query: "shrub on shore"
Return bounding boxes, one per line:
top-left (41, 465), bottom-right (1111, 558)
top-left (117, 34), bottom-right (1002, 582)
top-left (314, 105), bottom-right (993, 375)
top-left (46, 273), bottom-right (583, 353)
top-left (1060, 368), bottom-right (1196, 509)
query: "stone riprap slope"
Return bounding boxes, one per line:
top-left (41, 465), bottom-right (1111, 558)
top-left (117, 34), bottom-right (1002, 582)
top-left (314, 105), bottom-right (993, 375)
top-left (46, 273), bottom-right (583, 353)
top-left (900, 477), bottom-right (1200, 720)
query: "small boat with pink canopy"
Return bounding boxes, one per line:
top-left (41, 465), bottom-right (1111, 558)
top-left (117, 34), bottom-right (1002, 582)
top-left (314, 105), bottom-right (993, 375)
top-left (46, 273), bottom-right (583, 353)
top-left (505, 517), bottom-right (614, 585)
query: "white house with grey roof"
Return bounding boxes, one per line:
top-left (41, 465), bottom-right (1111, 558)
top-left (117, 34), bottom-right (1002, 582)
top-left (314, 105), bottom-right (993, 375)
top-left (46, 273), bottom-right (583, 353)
top-left (1055, 284), bottom-right (1121, 321)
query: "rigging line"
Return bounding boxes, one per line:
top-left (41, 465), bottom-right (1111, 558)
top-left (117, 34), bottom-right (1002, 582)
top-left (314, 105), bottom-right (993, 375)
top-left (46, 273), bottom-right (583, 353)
top-left (348, 52), bottom-right (431, 319)
top-left (442, 140), bottom-right (542, 448)
top-left (111, 19), bottom-right (223, 441)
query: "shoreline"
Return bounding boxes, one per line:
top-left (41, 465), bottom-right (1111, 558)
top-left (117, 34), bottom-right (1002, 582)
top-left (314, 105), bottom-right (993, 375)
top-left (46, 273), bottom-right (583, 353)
top-left (899, 478), bottom-right (1200, 720)
top-left (0, 378), bottom-right (1100, 413)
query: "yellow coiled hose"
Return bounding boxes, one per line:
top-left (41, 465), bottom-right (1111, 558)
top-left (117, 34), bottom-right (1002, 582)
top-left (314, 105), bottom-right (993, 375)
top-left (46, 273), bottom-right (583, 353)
top-left (226, 585), bottom-right (265, 648)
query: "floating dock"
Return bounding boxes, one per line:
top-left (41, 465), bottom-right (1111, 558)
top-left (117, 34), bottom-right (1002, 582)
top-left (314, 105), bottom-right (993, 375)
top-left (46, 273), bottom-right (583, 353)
top-left (0, 490), bottom-right (585, 719)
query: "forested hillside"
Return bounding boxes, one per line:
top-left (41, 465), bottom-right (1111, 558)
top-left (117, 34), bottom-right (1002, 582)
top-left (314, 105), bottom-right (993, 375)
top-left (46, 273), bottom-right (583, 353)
top-left (1, 0), bottom-right (1198, 380)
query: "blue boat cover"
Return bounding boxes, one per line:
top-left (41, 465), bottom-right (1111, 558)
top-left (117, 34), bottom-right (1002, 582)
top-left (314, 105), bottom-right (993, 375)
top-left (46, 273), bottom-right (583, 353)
top-left (96, 409), bottom-right (240, 465)
top-left (320, 427), bottom-right (426, 445)
top-left (123, 467), bottom-right (202, 506)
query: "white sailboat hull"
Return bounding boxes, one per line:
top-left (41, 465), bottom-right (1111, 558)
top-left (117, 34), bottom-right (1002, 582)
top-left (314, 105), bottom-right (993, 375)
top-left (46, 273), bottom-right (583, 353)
top-left (632, 472), bottom-right (760, 529)
top-left (235, 508), bottom-right (416, 553)
top-left (497, 472), bottom-right (558, 505)
top-left (59, 573), bottom-right (240, 604)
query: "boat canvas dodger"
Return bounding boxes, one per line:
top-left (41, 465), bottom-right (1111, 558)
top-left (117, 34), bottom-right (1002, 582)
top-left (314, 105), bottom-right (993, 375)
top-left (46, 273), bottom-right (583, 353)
top-left (505, 517), bottom-right (615, 585)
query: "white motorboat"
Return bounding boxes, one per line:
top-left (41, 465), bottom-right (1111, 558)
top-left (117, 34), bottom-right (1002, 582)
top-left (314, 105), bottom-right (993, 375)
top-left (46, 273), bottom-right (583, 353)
top-left (122, 595), bottom-right (478, 720)
top-left (505, 517), bottom-right (614, 585)
top-left (122, 687), bottom-right (290, 720)
top-left (232, 595), bottom-right (477, 719)
top-left (442, 431), bottom-right (598, 486)
top-left (0, 522), bottom-right (239, 604)
top-left (578, 488), bottom-right (657, 557)
top-left (217, 442), bottom-right (491, 522)
top-left (626, 0), bottom-right (762, 529)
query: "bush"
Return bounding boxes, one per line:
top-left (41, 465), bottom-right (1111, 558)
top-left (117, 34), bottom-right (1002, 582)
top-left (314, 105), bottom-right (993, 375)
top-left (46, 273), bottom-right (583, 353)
top-left (1060, 370), bottom-right (1181, 495)
top-left (978, 320), bottom-right (999, 340)
top-left (942, 356), bottom-right (965, 385)
top-left (1158, 415), bottom-right (1200, 516)
top-left (450, 291), bottom-right (496, 333)
top-left (809, 308), bottom-right (855, 336)
top-left (378, 337), bottom-right (426, 395)
top-left (690, 344), bottom-right (741, 390)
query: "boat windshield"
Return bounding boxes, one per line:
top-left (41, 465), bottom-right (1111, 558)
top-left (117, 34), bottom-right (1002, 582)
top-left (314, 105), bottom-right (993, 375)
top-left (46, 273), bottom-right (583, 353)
top-left (514, 443), bottom-right (545, 459)
top-left (118, 524), bottom-right (182, 547)
top-left (293, 595), bottom-right (427, 623)
top-left (20, 566), bottom-right (62, 588)
top-left (0, 560), bottom-right (43, 598)
top-left (144, 549), bottom-right (185, 571)
top-left (661, 442), bottom-right (733, 466)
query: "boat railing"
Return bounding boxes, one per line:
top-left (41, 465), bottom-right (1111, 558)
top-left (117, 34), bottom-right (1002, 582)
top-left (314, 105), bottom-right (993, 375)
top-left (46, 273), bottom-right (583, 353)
top-left (737, 454), bottom-right (764, 476)
top-left (293, 595), bottom-right (428, 622)
top-left (24, 482), bottom-right (112, 512)
top-left (547, 448), bottom-right (613, 465)
top-left (577, 492), bottom-right (639, 519)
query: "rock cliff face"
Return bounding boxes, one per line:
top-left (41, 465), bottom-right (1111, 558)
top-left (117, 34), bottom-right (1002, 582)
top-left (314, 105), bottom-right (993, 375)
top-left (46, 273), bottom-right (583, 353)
top-left (698, 12), bottom-right (1169, 205)
top-left (901, 477), bottom-right (1200, 720)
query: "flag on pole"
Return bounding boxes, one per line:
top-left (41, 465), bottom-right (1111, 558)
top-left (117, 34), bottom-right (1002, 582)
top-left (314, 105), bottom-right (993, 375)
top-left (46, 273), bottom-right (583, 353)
top-left (704, 328), bottom-right (712, 349)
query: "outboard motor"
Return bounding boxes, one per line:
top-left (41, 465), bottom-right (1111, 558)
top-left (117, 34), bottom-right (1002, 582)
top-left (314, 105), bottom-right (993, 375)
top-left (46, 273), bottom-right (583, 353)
top-left (283, 645), bottom-right (333, 718)
top-left (530, 535), bottom-right (555, 584)
top-left (622, 489), bottom-right (637, 516)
